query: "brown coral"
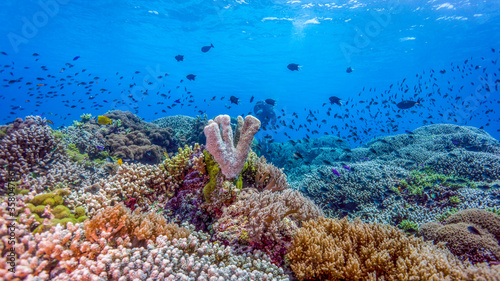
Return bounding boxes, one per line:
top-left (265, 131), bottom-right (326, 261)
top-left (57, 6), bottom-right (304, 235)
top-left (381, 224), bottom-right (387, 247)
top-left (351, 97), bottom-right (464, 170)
top-left (420, 209), bottom-right (500, 263)
top-left (287, 217), bottom-right (480, 281)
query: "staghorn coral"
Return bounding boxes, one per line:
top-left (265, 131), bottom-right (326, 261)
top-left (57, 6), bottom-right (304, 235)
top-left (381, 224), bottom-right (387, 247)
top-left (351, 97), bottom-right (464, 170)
top-left (214, 189), bottom-right (323, 265)
top-left (286, 216), bottom-right (500, 281)
top-left (204, 115), bottom-right (261, 179)
top-left (420, 209), bottom-right (500, 264)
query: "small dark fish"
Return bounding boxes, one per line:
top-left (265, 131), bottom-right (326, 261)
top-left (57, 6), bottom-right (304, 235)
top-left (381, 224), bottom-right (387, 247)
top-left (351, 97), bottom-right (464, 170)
top-left (201, 43), bottom-right (214, 52)
top-left (329, 96), bottom-right (342, 105)
top-left (186, 74), bottom-right (196, 81)
top-left (32, 53), bottom-right (39, 56)
top-left (346, 67), bottom-right (353, 73)
top-left (397, 100), bottom-right (419, 109)
top-left (175, 55), bottom-right (184, 62)
top-left (96, 145), bottom-right (104, 150)
top-left (73, 56), bottom-right (80, 61)
top-left (467, 226), bottom-right (481, 235)
top-left (331, 168), bottom-right (341, 177)
top-left (265, 99), bottom-right (276, 106)
top-left (293, 152), bottom-right (303, 159)
top-left (0, 51), bottom-right (7, 55)
top-left (230, 96), bottom-right (239, 105)
top-left (250, 96), bottom-right (254, 103)
top-left (287, 63), bottom-right (300, 71)
top-left (322, 160), bottom-right (332, 165)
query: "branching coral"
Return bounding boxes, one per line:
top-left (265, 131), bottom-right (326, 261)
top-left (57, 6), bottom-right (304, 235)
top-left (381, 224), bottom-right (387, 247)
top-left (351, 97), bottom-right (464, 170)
top-left (84, 203), bottom-right (190, 247)
top-left (0, 116), bottom-right (65, 187)
top-left (287, 217), bottom-right (499, 281)
top-left (214, 189), bottom-right (323, 265)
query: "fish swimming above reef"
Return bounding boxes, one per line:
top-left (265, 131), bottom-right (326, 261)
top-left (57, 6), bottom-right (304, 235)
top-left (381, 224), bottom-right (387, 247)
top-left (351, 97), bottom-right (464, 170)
top-left (186, 74), bottom-right (196, 81)
top-left (287, 63), bottom-right (301, 71)
top-left (329, 96), bottom-right (342, 105)
top-left (201, 44), bottom-right (214, 52)
top-left (397, 100), bottom-right (420, 109)
top-left (175, 55), bottom-right (184, 62)
top-left (230, 96), bottom-right (239, 105)
top-left (346, 67), bottom-right (353, 73)
top-left (265, 99), bottom-right (276, 106)
top-left (97, 115), bottom-right (112, 125)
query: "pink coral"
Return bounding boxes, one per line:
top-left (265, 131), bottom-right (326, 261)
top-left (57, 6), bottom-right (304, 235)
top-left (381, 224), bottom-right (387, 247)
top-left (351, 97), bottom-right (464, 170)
top-left (204, 115), bottom-right (261, 179)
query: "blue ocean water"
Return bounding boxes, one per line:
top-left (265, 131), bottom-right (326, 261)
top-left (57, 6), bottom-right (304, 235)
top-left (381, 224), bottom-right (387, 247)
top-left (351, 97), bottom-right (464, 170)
top-left (1, 0), bottom-right (499, 145)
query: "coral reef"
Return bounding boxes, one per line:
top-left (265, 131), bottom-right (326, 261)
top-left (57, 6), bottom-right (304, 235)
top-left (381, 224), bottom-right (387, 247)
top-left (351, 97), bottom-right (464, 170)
top-left (3, 115), bottom-right (500, 280)
top-left (214, 189), bottom-right (323, 265)
top-left (0, 116), bottom-right (65, 188)
top-left (286, 124), bottom-right (500, 226)
top-left (204, 115), bottom-right (261, 179)
top-left (420, 209), bottom-right (500, 264)
top-left (152, 114), bottom-right (208, 147)
top-left (286, 216), bottom-right (500, 280)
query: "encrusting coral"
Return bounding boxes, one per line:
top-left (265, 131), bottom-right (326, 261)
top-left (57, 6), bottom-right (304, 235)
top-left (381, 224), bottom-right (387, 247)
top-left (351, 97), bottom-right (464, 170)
top-left (286, 216), bottom-right (500, 281)
top-left (204, 114), bottom-right (261, 179)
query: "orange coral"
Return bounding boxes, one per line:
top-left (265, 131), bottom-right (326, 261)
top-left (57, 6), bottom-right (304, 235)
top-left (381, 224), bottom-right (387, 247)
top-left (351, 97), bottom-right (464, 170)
top-left (84, 203), bottom-right (190, 247)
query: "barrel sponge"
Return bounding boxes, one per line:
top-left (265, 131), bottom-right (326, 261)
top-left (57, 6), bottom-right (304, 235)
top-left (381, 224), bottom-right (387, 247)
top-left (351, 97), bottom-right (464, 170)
top-left (444, 208), bottom-right (500, 242)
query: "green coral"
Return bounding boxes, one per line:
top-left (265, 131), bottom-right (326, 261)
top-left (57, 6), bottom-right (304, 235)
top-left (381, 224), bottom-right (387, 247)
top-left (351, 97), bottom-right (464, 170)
top-left (72, 120), bottom-right (83, 127)
top-left (203, 150), bottom-right (220, 202)
top-left (30, 192), bottom-right (63, 207)
top-left (399, 168), bottom-right (476, 197)
top-left (398, 220), bottom-right (419, 232)
top-left (25, 190), bottom-right (88, 233)
top-left (115, 119), bottom-right (122, 127)
top-left (448, 196), bottom-right (462, 204)
top-left (0, 127), bottom-right (7, 140)
top-left (436, 207), bottom-right (459, 221)
top-left (66, 143), bottom-right (91, 165)
top-left (486, 206), bottom-right (500, 216)
top-left (80, 113), bottom-right (92, 122)
top-left (51, 129), bottom-right (65, 140)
